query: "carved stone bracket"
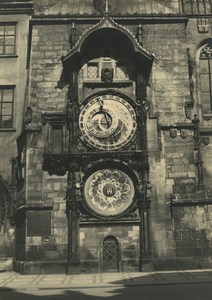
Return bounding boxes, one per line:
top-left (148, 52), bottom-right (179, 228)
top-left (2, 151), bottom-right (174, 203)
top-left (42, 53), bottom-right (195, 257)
top-left (159, 123), bottom-right (194, 140)
top-left (203, 112), bottom-right (212, 121)
top-left (202, 136), bottom-right (210, 145)
top-left (169, 128), bottom-right (188, 139)
top-left (169, 128), bottom-right (177, 138)
top-left (180, 129), bottom-right (188, 139)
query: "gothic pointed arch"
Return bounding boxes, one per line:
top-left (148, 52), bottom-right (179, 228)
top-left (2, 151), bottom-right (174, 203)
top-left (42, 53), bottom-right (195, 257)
top-left (196, 38), bottom-right (212, 116)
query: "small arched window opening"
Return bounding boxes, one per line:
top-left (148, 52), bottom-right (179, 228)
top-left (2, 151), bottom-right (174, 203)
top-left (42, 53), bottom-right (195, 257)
top-left (199, 40), bottom-right (212, 112)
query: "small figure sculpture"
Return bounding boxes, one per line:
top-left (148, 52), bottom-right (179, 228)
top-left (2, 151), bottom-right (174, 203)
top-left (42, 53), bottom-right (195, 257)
top-left (101, 67), bottom-right (113, 83)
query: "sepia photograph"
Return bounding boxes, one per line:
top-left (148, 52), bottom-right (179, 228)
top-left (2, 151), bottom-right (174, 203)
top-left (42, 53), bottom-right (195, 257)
top-left (0, 0), bottom-right (212, 299)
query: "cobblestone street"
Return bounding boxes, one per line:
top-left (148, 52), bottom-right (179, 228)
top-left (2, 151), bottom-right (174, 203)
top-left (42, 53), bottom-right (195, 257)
top-left (1, 269), bottom-right (212, 290)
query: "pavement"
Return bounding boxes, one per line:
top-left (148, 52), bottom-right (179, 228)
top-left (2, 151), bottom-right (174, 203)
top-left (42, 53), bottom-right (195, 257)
top-left (0, 269), bottom-right (212, 291)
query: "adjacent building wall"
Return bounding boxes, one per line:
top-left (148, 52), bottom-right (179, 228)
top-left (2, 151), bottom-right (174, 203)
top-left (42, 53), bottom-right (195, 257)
top-left (0, 13), bottom-right (31, 270)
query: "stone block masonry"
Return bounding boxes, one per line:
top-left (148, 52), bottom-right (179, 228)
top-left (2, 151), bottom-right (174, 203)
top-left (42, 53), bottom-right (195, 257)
top-left (29, 25), bottom-right (71, 126)
top-left (80, 225), bottom-right (140, 272)
top-left (14, 1), bottom-right (212, 274)
top-left (173, 206), bottom-right (212, 269)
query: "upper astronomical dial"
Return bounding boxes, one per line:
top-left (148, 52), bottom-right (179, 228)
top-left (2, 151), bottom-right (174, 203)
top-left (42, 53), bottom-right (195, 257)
top-left (79, 95), bottom-right (137, 150)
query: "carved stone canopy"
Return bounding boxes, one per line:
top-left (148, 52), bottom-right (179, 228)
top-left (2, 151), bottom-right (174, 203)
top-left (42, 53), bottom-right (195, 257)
top-left (61, 15), bottom-right (155, 67)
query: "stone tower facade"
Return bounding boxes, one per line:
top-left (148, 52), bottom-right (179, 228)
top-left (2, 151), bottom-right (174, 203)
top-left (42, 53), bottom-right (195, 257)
top-left (0, 0), bottom-right (212, 274)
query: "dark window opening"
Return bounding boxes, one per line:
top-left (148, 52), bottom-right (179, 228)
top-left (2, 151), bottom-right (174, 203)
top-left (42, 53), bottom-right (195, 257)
top-left (51, 125), bottom-right (63, 153)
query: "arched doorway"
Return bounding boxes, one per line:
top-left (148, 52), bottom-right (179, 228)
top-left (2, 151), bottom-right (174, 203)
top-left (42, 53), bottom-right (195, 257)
top-left (103, 236), bottom-right (119, 272)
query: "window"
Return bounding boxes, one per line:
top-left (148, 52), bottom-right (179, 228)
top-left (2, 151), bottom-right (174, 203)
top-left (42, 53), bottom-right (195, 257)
top-left (83, 58), bottom-right (129, 81)
top-left (0, 87), bottom-right (14, 128)
top-left (87, 63), bottom-right (98, 79)
top-left (0, 24), bottom-right (16, 55)
top-left (116, 64), bottom-right (128, 79)
top-left (199, 41), bottom-right (212, 111)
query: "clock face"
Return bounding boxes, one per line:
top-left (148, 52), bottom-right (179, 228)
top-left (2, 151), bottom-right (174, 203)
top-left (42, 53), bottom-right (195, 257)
top-left (84, 169), bottom-right (135, 217)
top-left (79, 95), bottom-right (137, 150)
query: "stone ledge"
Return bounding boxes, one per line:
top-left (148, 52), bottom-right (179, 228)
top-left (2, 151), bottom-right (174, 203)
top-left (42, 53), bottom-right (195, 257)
top-left (16, 200), bottom-right (53, 211)
top-left (171, 191), bottom-right (212, 207)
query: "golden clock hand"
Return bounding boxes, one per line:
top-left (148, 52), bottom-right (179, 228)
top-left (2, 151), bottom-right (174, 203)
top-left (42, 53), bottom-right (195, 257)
top-left (103, 110), bottom-right (110, 129)
top-left (102, 111), bottom-right (116, 145)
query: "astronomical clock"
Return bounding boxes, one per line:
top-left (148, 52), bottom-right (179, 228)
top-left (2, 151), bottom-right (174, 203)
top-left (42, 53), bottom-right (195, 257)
top-left (77, 91), bottom-right (139, 220)
top-left (42, 14), bottom-right (153, 273)
top-left (79, 94), bottom-right (137, 151)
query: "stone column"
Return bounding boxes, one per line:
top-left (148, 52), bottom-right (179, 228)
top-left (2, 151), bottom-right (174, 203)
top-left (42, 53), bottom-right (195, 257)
top-left (66, 164), bottom-right (80, 274)
top-left (67, 70), bottom-right (79, 150)
top-left (66, 69), bottom-right (80, 273)
top-left (138, 180), bottom-right (152, 271)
